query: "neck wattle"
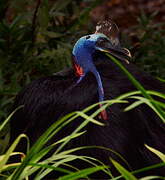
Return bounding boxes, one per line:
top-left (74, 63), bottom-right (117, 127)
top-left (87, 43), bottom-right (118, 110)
top-left (73, 53), bottom-right (108, 120)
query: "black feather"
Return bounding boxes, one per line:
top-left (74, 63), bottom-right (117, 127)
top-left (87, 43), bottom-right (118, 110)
top-left (10, 52), bottom-right (165, 178)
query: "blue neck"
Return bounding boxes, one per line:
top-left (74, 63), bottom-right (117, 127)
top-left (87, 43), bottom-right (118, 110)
top-left (74, 48), bottom-right (95, 73)
top-left (74, 51), bottom-right (104, 104)
top-left (73, 41), bottom-right (104, 103)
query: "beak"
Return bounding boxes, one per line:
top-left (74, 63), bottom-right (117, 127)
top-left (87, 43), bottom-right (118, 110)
top-left (95, 38), bottom-right (131, 64)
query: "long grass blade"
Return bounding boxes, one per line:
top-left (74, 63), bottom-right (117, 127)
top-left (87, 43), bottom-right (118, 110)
top-left (106, 54), bottom-right (165, 122)
top-left (58, 165), bottom-right (107, 180)
top-left (111, 159), bottom-right (137, 180)
top-left (145, 145), bottom-right (165, 162)
top-left (0, 134), bottom-right (27, 173)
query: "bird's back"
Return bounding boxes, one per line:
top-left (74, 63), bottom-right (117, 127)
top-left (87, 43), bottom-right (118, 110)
top-left (10, 54), bottom-right (165, 177)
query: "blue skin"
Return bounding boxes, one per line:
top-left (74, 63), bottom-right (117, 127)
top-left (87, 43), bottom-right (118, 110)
top-left (72, 33), bottom-right (109, 102)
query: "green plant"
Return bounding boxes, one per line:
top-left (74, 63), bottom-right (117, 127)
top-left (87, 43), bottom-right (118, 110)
top-left (106, 53), bottom-right (165, 122)
top-left (0, 87), bottom-right (164, 179)
top-left (0, 99), bottom-right (126, 179)
top-left (0, 0), bottom-right (100, 121)
top-left (129, 11), bottom-right (165, 79)
top-left (0, 1), bottom-right (101, 158)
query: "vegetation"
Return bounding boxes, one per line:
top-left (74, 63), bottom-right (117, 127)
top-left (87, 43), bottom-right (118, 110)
top-left (129, 11), bottom-right (165, 80)
top-left (0, 0), bottom-right (100, 120)
top-left (0, 0), bottom-right (164, 179)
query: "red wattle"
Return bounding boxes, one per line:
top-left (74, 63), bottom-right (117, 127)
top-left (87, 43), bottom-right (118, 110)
top-left (99, 104), bottom-right (108, 120)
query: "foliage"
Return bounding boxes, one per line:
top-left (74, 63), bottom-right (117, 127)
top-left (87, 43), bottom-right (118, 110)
top-left (0, 0), bottom-right (100, 120)
top-left (0, 87), bottom-right (164, 179)
top-left (106, 54), bottom-right (165, 122)
top-left (0, 99), bottom-right (122, 179)
top-left (129, 11), bottom-right (165, 79)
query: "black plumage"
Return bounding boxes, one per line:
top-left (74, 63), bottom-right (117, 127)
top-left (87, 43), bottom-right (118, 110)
top-left (10, 22), bottom-right (165, 178)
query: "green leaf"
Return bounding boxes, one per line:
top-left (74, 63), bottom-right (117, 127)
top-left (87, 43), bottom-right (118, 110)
top-left (42, 31), bottom-right (63, 38)
top-left (50, 0), bottom-right (72, 13)
top-left (124, 100), bottom-right (143, 111)
top-left (0, 106), bottom-right (23, 132)
top-left (58, 166), bottom-right (107, 180)
top-left (140, 176), bottom-right (165, 180)
top-left (111, 159), bottom-right (137, 180)
top-left (38, 3), bottom-right (49, 29)
top-left (132, 162), bottom-right (165, 176)
top-left (29, 162), bottom-right (72, 174)
top-left (145, 145), bottom-right (165, 162)
top-left (0, 134), bottom-right (27, 173)
top-left (106, 54), bottom-right (165, 123)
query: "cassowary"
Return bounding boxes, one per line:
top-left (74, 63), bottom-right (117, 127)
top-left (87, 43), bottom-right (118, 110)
top-left (10, 20), bottom-right (165, 178)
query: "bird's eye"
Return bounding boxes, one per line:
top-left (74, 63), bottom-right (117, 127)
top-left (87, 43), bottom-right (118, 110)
top-left (98, 39), bottom-right (104, 43)
top-left (98, 38), bottom-right (108, 43)
top-left (86, 35), bottom-right (90, 39)
top-left (96, 38), bottom-right (106, 45)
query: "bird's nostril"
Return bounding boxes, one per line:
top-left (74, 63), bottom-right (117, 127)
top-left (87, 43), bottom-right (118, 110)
top-left (86, 35), bottom-right (90, 39)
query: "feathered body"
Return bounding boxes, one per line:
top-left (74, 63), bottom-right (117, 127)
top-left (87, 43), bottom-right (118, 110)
top-left (10, 22), bottom-right (165, 178)
top-left (11, 53), bottom-right (165, 177)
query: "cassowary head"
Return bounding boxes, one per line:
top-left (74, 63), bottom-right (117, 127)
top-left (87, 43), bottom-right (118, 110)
top-left (72, 19), bottom-right (131, 69)
top-left (72, 32), bottom-right (132, 75)
top-left (72, 21), bottom-right (131, 120)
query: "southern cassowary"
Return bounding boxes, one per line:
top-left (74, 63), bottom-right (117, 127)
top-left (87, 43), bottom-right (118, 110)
top-left (10, 20), bottom-right (165, 178)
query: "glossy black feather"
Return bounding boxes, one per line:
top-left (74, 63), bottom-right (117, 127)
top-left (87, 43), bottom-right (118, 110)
top-left (10, 52), bottom-right (165, 178)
